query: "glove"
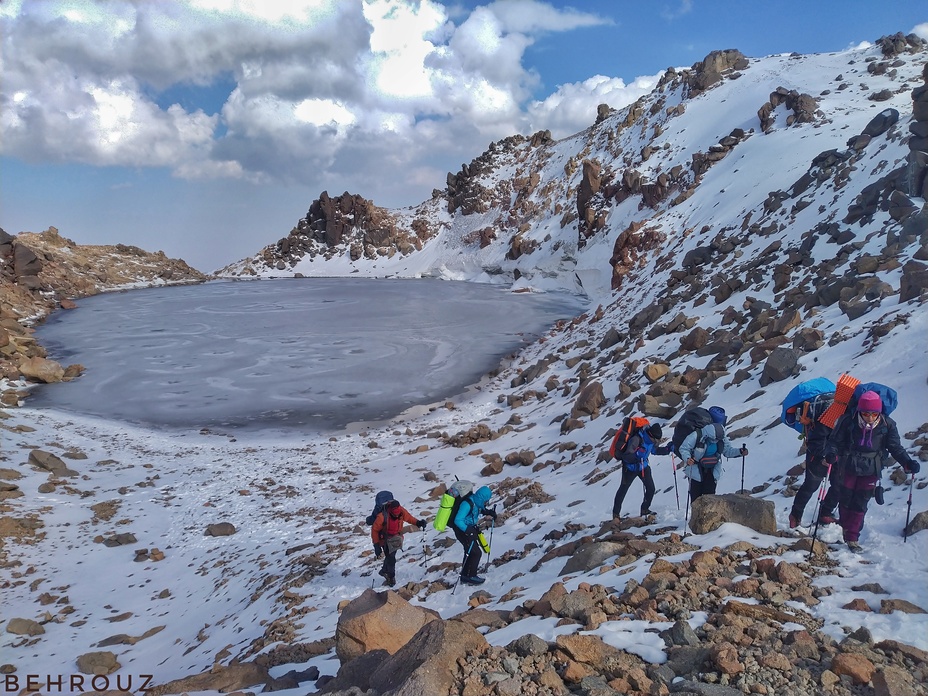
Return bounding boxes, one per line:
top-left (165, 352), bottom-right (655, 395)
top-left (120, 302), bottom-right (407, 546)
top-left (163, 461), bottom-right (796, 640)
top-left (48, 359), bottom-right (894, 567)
top-left (906, 460), bottom-right (921, 474)
top-left (668, 442), bottom-right (675, 454)
top-left (485, 505), bottom-right (498, 521)
top-left (465, 525), bottom-right (479, 541)
top-left (374, 544), bottom-right (383, 558)
top-left (824, 452), bottom-right (837, 465)
top-left (416, 519), bottom-right (426, 530)
top-left (740, 446), bottom-right (749, 456)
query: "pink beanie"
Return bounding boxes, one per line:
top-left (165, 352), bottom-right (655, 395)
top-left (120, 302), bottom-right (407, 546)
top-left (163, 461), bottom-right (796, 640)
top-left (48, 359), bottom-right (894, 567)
top-left (857, 390), bottom-right (882, 413)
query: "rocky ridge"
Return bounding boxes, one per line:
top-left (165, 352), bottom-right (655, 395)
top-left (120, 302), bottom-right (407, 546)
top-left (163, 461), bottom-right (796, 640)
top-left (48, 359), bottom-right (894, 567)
top-left (0, 226), bottom-right (208, 405)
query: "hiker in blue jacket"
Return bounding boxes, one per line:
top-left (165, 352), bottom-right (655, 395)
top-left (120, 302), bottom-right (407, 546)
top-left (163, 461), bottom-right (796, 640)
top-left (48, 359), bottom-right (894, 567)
top-left (677, 406), bottom-right (748, 503)
top-left (613, 423), bottom-right (673, 518)
top-left (451, 485), bottom-right (497, 585)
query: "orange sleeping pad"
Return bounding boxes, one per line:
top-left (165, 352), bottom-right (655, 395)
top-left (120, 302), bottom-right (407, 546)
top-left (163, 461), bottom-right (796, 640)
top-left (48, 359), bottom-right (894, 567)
top-left (818, 373), bottom-right (860, 428)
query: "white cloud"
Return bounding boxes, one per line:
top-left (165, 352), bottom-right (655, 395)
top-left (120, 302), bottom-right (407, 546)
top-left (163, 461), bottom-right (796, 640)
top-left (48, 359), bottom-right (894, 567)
top-left (913, 23), bottom-right (928, 41)
top-left (0, 0), bottom-right (611, 193)
top-left (528, 73), bottom-right (663, 139)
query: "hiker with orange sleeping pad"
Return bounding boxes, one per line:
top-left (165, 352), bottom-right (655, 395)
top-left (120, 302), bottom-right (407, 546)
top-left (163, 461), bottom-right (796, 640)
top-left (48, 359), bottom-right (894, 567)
top-left (824, 385), bottom-right (919, 553)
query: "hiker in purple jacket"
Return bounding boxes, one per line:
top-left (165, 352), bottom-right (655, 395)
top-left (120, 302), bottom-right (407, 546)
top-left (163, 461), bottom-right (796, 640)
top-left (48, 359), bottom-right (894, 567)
top-left (824, 391), bottom-right (920, 553)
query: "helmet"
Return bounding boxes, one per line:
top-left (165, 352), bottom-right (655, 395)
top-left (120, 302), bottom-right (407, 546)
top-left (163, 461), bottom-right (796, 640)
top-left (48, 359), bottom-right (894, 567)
top-left (708, 406), bottom-right (727, 425)
top-left (857, 391), bottom-right (882, 413)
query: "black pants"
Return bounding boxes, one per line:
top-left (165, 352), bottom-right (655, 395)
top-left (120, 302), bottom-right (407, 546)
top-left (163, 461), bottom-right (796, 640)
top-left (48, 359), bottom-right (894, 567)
top-left (791, 456), bottom-right (841, 521)
top-left (612, 467), bottom-right (655, 517)
top-left (689, 472), bottom-right (717, 503)
top-left (380, 547), bottom-right (397, 580)
top-left (453, 526), bottom-right (482, 577)
top-left (378, 535), bottom-right (404, 581)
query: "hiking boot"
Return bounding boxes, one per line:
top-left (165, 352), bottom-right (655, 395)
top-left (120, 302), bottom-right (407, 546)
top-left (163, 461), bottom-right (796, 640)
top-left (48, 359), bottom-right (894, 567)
top-left (640, 509), bottom-right (656, 516)
top-left (383, 575), bottom-right (396, 586)
top-left (461, 575), bottom-right (485, 585)
top-left (818, 514), bottom-right (838, 525)
top-left (788, 512), bottom-right (800, 529)
top-left (846, 541), bottom-right (863, 554)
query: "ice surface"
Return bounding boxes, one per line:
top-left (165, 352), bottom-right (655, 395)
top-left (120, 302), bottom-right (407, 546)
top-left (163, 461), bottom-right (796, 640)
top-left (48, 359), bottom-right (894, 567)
top-left (29, 278), bottom-right (586, 433)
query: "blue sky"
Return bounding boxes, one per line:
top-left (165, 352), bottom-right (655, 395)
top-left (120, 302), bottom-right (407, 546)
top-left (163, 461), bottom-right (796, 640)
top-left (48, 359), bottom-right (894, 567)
top-left (1, 0), bottom-right (925, 272)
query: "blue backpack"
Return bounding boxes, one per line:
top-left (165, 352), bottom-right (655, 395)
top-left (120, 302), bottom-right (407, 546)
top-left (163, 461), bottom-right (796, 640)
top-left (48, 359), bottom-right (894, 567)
top-left (365, 490), bottom-right (395, 526)
top-left (848, 382), bottom-right (897, 415)
top-left (781, 377), bottom-right (836, 434)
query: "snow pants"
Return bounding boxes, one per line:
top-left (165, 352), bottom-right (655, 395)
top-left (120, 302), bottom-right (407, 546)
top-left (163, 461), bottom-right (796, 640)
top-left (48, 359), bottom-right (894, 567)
top-left (838, 471), bottom-right (878, 542)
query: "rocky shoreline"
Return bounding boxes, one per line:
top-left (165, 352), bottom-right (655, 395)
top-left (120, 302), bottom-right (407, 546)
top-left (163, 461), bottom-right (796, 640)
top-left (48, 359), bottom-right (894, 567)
top-left (0, 226), bottom-right (209, 407)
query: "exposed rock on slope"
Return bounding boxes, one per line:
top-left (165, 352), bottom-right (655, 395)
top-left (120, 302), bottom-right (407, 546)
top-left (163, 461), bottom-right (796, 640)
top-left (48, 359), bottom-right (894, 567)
top-left (0, 226), bottom-right (207, 403)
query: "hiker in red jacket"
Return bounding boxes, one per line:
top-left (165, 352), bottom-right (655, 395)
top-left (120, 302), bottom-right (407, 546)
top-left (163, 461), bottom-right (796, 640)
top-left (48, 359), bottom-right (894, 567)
top-left (371, 499), bottom-right (426, 586)
top-left (824, 391), bottom-right (920, 553)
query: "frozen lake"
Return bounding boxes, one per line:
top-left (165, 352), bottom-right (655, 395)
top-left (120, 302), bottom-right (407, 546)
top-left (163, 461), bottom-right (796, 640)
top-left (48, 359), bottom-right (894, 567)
top-left (29, 278), bottom-right (586, 433)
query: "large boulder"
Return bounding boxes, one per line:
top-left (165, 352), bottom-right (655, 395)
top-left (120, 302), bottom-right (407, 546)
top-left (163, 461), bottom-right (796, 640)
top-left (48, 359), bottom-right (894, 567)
top-left (561, 541), bottom-right (626, 575)
top-left (861, 107), bottom-right (899, 137)
top-left (759, 347), bottom-right (800, 385)
top-left (572, 380), bottom-right (605, 418)
top-left (554, 633), bottom-right (643, 680)
top-left (12, 241), bottom-right (43, 278)
top-left (146, 662), bottom-right (272, 695)
top-left (18, 356), bottom-right (65, 383)
top-left (900, 260), bottom-right (928, 302)
top-left (367, 619), bottom-right (489, 696)
top-left (28, 449), bottom-right (78, 477)
top-left (334, 589), bottom-right (440, 664)
top-left (689, 494), bottom-right (777, 535)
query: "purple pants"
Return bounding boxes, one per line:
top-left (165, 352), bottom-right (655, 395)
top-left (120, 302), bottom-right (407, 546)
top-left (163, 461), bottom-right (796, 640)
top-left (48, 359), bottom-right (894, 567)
top-left (838, 471), bottom-right (878, 542)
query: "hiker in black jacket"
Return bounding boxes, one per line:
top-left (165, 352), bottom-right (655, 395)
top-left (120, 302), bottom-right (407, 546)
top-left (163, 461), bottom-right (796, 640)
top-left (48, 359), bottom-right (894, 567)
top-left (824, 391), bottom-right (920, 552)
top-left (789, 420), bottom-right (841, 528)
top-left (613, 423), bottom-right (673, 518)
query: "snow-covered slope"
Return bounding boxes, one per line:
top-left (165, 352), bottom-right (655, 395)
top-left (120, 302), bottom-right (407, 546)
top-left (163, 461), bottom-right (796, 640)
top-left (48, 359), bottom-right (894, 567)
top-left (3, 35), bottom-right (928, 695)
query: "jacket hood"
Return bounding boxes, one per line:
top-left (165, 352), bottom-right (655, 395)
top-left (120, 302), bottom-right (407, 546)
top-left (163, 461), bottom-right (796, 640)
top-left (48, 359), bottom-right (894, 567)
top-left (472, 486), bottom-right (492, 508)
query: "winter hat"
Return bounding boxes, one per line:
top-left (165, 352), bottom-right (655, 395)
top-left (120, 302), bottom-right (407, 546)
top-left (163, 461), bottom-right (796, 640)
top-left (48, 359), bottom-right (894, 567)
top-left (708, 406), bottom-right (727, 425)
top-left (647, 423), bottom-right (663, 440)
top-left (857, 390), bottom-right (882, 413)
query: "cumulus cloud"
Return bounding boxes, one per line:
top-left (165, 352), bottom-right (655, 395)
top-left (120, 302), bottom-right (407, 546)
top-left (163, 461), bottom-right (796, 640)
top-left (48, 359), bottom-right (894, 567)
top-left (527, 73), bottom-right (663, 139)
top-left (0, 0), bottom-right (614, 200)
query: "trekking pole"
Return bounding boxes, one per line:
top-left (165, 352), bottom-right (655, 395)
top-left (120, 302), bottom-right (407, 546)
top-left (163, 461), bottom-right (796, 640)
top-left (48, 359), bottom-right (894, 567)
top-left (482, 519), bottom-right (495, 574)
top-left (808, 462), bottom-right (831, 562)
top-left (904, 473), bottom-right (914, 543)
top-left (421, 528), bottom-right (431, 564)
top-left (671, 452), bottom-right (680, 510)
top-left (452, 537), bottom-right (476, 594)
top-left (740, 445), bottom-right (746, 494)
top-left (683, 490), bottom-right (690, 539)
top-left (808, 462), bottom-right (830, 530)
top-left (681, 461), bottom-right (691, 539)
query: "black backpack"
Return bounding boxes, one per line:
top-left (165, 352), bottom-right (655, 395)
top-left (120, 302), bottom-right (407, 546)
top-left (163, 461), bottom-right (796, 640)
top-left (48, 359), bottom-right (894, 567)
top-left (365, 490), bottom-right (395, 526)
top-left (671, 408), bottom-right (714, 455)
